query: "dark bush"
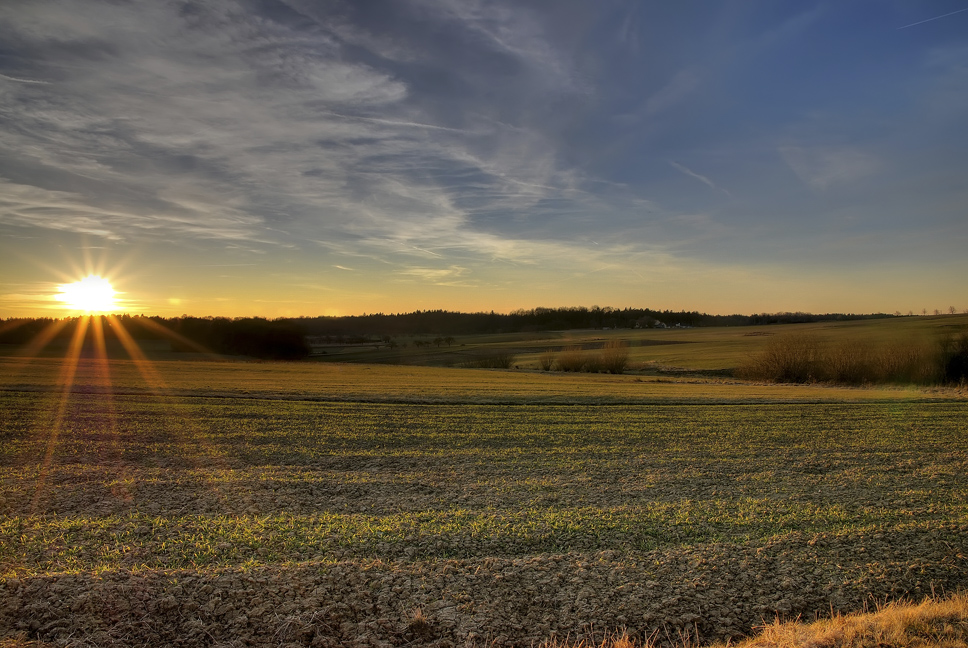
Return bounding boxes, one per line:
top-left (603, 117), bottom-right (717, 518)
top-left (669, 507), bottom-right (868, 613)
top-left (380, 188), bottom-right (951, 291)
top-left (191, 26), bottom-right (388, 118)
top-left (940, 332), bottom-right (968, 385)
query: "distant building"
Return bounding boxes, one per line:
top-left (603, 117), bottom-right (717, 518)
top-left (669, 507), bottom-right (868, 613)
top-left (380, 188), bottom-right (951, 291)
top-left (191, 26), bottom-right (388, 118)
top-left (635, 316), bottom-right (667, 329)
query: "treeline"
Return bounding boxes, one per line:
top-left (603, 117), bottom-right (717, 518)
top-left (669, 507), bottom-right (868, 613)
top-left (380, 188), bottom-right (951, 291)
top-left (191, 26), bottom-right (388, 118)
top-left (288, 307), bottom-right (891, 337)
top-left (0, 308), bottom-right (895, 361)
top-left (0, 315), bottom-right (310, 360)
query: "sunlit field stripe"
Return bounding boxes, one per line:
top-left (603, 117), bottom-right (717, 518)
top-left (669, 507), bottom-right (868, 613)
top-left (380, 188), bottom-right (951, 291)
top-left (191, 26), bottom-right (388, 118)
top-left (29, 316), bottom-right (89, 513)
top-left (3, 507), bottom-right (965, 576)
top-left (88, 315), bottom-right (126, 470)
top-left (105, 315), bottom-right (234, 501)
top-left (10, 315), bottom-right (234, 517)
top-left (105, 316), bottom-right (169, 395)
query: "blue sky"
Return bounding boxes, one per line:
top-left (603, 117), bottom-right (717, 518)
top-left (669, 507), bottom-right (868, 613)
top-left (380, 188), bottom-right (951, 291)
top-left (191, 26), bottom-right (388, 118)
top-left (1, 0), bottom-right (966, 316)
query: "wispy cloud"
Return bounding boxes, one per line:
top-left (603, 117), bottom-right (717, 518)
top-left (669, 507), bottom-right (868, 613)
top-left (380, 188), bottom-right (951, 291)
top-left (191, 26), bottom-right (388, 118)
top-left (0, 0), bottom-right (614, 262)
top-left (643, 69), bottom-right (701, 118)
top-left (898, 7), bottom-right (968, 30)
top-left (1, 1), bottom-right (965, 315)
top-left (397, 265), bottom-right (474, 287)
top-left (669, 161), bottom-right (730, 195)
top-left (778, 146), bottom-right (881, 191)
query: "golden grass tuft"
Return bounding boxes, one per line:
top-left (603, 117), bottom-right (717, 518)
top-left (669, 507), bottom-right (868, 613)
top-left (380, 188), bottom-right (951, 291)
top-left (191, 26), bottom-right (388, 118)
top-left (539, 630), bottom-right (640, 648)
top-left (542, 594), bottom-right (968, 648)
top-left (406, 606), bottom-right (433, 639)
top-left (732, 594), bottom-right (968, 648)
top-left (556, 346), bottom-right (587, 372)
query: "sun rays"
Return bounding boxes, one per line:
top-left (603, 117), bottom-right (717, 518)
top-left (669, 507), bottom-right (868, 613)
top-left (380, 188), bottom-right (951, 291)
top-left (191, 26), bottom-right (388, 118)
top-left (3, 276), bottom-right (228, 514)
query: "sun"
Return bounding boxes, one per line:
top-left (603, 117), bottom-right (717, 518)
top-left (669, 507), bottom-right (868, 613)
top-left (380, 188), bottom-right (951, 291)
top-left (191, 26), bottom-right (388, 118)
top-left (57, 275), bottom-right (118, 313)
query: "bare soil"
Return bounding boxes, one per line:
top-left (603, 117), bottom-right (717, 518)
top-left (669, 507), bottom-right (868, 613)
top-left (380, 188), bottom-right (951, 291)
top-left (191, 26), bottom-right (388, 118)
top-left (1, 362), bottom-right (966, 647)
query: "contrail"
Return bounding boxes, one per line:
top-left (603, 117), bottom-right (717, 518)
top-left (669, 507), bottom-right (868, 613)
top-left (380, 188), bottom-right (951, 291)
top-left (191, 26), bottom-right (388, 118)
top-left (898, 6), bottom-right (968, 29)
top-left (0, 73), bottom-right (49, 84)
top-left (669, 160), bottom-right (732, 196)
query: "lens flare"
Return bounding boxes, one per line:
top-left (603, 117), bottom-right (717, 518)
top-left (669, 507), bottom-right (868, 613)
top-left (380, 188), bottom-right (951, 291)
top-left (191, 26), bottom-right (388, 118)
top-left (57, 275), bottom-right (117, 312)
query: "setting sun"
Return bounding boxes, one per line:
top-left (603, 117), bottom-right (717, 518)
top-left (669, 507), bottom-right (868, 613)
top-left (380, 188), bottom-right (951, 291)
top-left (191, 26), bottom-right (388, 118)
top-left (57, 275), bottom-right (117, 313)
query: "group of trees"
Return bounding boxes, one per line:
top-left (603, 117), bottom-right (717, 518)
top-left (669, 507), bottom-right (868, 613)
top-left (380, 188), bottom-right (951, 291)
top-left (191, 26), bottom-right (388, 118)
top-left (287, 307), bottom-right (893, 338)
top-left (0, 315), bottom-right (310, 360)
top-left (164, 317), bottom-right (309, 359)
top-left (2, 307), bottom-right (962, 368)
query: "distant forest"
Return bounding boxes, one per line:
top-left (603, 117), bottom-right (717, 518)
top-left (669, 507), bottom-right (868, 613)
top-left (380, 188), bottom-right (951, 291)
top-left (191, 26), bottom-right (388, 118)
top-left (287, 307), bottom-right (893, 335)
top-left (0, 307), bottom-right (892, 360)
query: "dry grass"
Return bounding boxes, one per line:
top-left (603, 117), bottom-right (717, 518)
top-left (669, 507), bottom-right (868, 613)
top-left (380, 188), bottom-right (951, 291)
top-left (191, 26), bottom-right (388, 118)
top-left (540, 631), bottom-right (639, 648)
top-left (406, 607), bottom-right (433, 639)
top-left (556, 346), bottom-right (587, 372)
top-left (543, 594), bottom-right (968, 648)
top-left (0, 637), bottom-right (56, 648)
top-left (599, 340), bottom-right (630, 374)
top-left (539, 350), bottom-right (557, 371)
top-left (731, 593), bottom-right (968, 648)
top-left (547, 341), bottom-right (629, 374)
top-left (737, 333), bottom-right (942, 385)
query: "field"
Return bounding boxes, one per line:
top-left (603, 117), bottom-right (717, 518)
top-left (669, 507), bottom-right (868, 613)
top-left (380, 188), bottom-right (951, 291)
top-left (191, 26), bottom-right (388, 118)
top-left (1, 323), bottom-right (967, 647)
top-left (307, 314), bottom-right (968, 374)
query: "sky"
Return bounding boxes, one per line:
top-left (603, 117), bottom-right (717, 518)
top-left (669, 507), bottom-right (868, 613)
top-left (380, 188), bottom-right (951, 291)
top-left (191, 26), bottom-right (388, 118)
top-left (1, 0), bottom-right (966, 318)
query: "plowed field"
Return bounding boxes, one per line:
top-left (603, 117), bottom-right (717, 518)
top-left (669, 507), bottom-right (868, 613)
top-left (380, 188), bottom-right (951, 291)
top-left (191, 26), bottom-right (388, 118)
top-left (1, 359), bottom-right (966, 646)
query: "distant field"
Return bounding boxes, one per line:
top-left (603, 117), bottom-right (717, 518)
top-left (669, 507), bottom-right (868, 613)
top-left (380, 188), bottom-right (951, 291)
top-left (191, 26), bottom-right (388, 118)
top-left (306, 314), bottom-right (968, 373)
top-left (1, 350), bottom-right (966, 646)
top-left (1, 355), bottom-right (963, 405)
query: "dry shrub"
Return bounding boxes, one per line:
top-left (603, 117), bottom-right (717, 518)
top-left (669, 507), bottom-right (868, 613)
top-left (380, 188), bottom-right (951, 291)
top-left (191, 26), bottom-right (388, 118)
top-left (737, 334), bottom-right (824, 383)
top-left (583, 352), bottom-right (604, 373)
top-left (556, 346), bottom-right (586, 372)
top-left (598, 340), bottom-right (630, 374)
top-left (739, 334), bottom-right (944, 385)
top-left (877, 340), bottom-right (929, 383)
top-left (553, 342), bottom-right (629, 374)
top-left (824, 342), bottom-right (877, 384)
top-left (538, 350), bottom-right (557, 371)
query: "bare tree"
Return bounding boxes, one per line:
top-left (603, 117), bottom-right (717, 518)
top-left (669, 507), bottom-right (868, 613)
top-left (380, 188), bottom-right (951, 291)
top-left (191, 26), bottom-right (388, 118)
top-left (950, 306), bottom-right (958, 315)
